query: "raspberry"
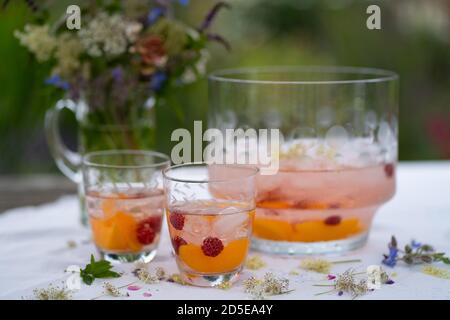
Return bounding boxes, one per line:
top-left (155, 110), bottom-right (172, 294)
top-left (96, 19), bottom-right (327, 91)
top-left (136, 222), bottom-right (156, 245)
top-left (141, 216), bottom-right (162, 233)
top-left (201, 237), bottom-right (224, 257)
top-left (324, 215), bottom-right (342, 226)
top-left (172, 236), bottom-right (187, 254)
top-left (384, 163), bottom-right (395, 178)
top-left (169, 212), bottom-right (185, 230)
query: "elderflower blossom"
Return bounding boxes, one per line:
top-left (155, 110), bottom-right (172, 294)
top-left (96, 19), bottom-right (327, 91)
top-left (14, 24), bottom-right (57, 62)
top-left (300, 258), bottom-right (332, 274)
top-left (52, 33), bottom-right (83, 77)
top-left (334, 269), bottom-right (369, 298)
top-left (245, 255), bottom-right (267, 270)
top-left (103, 282), bottom-right (124, 297)
top-left (243, 273), bottom-right (291, 300)
top-left (33, 284), bottom-right (72, 300)
top-left (422, 265), bottom-right (450, 279)
top-left (167, 273), bottom-right (187, 285)
top-left (79, 12), bottom-right (139, 57)
top-left (134, 266), bottom-right (166, 284)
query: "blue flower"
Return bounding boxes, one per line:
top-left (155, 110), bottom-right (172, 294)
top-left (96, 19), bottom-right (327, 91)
top-left (147, 7), bottom-right (164, 25)
top-left (411, 240), bottom-right (422, 249)
top-left (382, 246), bottom-right (398, 267)
top-left (45, 75), bottom-right (69, 90)
top-left (150, 72), bottom-right (167, 91)
top-left (178, 0), bottom-right (189, 6)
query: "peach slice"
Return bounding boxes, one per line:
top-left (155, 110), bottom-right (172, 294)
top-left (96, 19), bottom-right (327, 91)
top-left (90, 211), bottom-right (142, 252)
top-left (178, 238), bottom-right (249, 273)
top-left (253, 218), bottom-right (292, 241)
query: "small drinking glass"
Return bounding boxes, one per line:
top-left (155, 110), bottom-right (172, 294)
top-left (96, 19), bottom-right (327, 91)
top-left (82, 150), bottom-right (170, 263)
top-left (163, 163), bottom-right (258, 287)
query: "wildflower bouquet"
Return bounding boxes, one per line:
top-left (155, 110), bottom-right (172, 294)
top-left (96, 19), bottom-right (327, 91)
top-left (13, 0), bottom-right (229, 151)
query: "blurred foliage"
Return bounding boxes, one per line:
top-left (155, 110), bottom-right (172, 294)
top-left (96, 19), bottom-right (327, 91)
top-left (1, 0), bottom-right (450, 174)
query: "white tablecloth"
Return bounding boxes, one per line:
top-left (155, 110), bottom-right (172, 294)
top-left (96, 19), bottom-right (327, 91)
top-left (1, 162), bottom-right (449, 300)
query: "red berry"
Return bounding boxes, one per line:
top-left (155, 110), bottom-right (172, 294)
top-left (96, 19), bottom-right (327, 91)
top-left (136, 222), bottom-right (156, 245)
top-left (324, 215), bottom-right (342, 226)
top-left (140, 216), bottom-right (162, 233)
top-left (169, 212), bottom-right (185, 230)
top-left (384, 163), bottom-right (395, 178)
top-left (201, 237), bottom-right (224, 257)
top-left (172, 236), bottom-right (187, 254)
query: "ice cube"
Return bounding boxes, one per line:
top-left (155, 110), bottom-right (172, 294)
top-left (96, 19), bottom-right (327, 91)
top-left (182, 215), bottom-right (213, 245)
top-left (212, 212), bottom-right (249, 239)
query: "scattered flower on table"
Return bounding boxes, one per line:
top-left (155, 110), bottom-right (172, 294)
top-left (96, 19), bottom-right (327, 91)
top-left (382, 236), bottom-right (450, 267)
top-left (215, 281), bottom-right (232, 290)
top-left (66, 240), bottom-right (77, 249)
top-left (167, 273), bottom-right (187, 285)
top-left (245, 255), bottom-right (267, 270)
top-left (243, 273), bottom-right (292, 300)
top-left (314, 267), bottom-right (395, 299)
top-left (127, 285), bottom-right (141, 291)
top-left (299, 257), bottom-right (361, 274)
top-left (32, 283), bottom-right (72, 300)
top-left (422, 265), bottom-right (450, 279)
top-left (132, 265), bottom-right (166, 284)
top-left (289, 270), bottom-right (300, 276)
top-left (103, 282), bottom-right (127, 298)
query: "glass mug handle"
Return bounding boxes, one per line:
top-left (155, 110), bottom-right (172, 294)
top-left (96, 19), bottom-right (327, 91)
top-left (45, 99), bottom-right (82, 183)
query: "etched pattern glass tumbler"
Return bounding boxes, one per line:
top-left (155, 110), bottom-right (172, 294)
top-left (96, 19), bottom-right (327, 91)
top-left (209, 66), bottom-right (398, 255)
top-left (163, 163), bottom-right (258, 287)
top-left (82, 150), bottom-right (170, 263)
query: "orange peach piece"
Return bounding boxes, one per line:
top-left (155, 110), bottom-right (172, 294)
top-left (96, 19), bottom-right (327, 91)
top-left (292, 218), bottom-right (361, 242)
top-left (253, 218), bottom-right (292, 241)
top-left (90, 211), bottom-right (142, 252)
top-left (178, 238), bottom-right (249, 273)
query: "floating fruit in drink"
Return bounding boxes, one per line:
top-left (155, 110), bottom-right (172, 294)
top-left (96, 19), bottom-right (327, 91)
top-left (167, 201), bottom-right (254, 275)
top-left (87, 190), bottom-right (164, 254)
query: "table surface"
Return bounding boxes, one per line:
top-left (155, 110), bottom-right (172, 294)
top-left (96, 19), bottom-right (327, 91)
top-left (1, 162), bottom-right (449, 300)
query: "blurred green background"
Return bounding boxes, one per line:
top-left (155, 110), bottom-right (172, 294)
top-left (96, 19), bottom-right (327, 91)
top-left (1, 0), bottom-right (450, 174)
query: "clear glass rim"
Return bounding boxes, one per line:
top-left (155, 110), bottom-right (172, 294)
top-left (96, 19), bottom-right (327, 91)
top-left (208, 66), bottom-right (398, 85)
top-left (82, 150), bottom-right (170, 169)
top-left (162, 162), bottom-right (259, 184)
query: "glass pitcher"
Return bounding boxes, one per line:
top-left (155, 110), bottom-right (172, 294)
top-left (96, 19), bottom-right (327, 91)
top-left (45, 89), bottom-right (156, 226)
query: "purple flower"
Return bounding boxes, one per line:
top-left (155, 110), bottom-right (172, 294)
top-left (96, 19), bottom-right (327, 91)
top-left (411, 240), bottom-right (422, 249)
top-left (111, 67), bottom-right (124, 82)
top-left (45, 75), bottom-right (69, 90)
top-left (147, 7), bottom-right (165, 25)
top-left (327, 274), bottom-right (336, 280)
top-left (382, 246), bottom-right (398, 267)
top-left (338, 291), bottom-right (343, 296)
top-left (385, 279), bottom-right (395, 285)
top-left (150, 72), bottom-right (167, 91)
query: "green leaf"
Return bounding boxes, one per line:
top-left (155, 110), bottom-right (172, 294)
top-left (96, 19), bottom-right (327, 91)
top-left (79, 254), bottom-right (121, 285)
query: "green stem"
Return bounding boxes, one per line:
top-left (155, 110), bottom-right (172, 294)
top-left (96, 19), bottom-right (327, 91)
top-left (331, 259), bottom-right (362, 264)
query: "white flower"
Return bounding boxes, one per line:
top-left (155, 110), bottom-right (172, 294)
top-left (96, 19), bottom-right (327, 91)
top-left (125, 22), bottom-right (143, 43)
top-left (52, 33), bottom-right (83, 77)
top-left (78, 12), bottom-right (132, 57)
top-left (14, 24), bottom-right (57, 62)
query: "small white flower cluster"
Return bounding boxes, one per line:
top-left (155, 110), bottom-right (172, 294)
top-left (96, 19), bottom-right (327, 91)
top-left (243, 273), bottom-right (291, 299)
top-left (79, 12), bottom-right (142, 57)
top-left (14, 24), bottom-right (56, 62)
top-left (52, 33), bottom-right (83, 77)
